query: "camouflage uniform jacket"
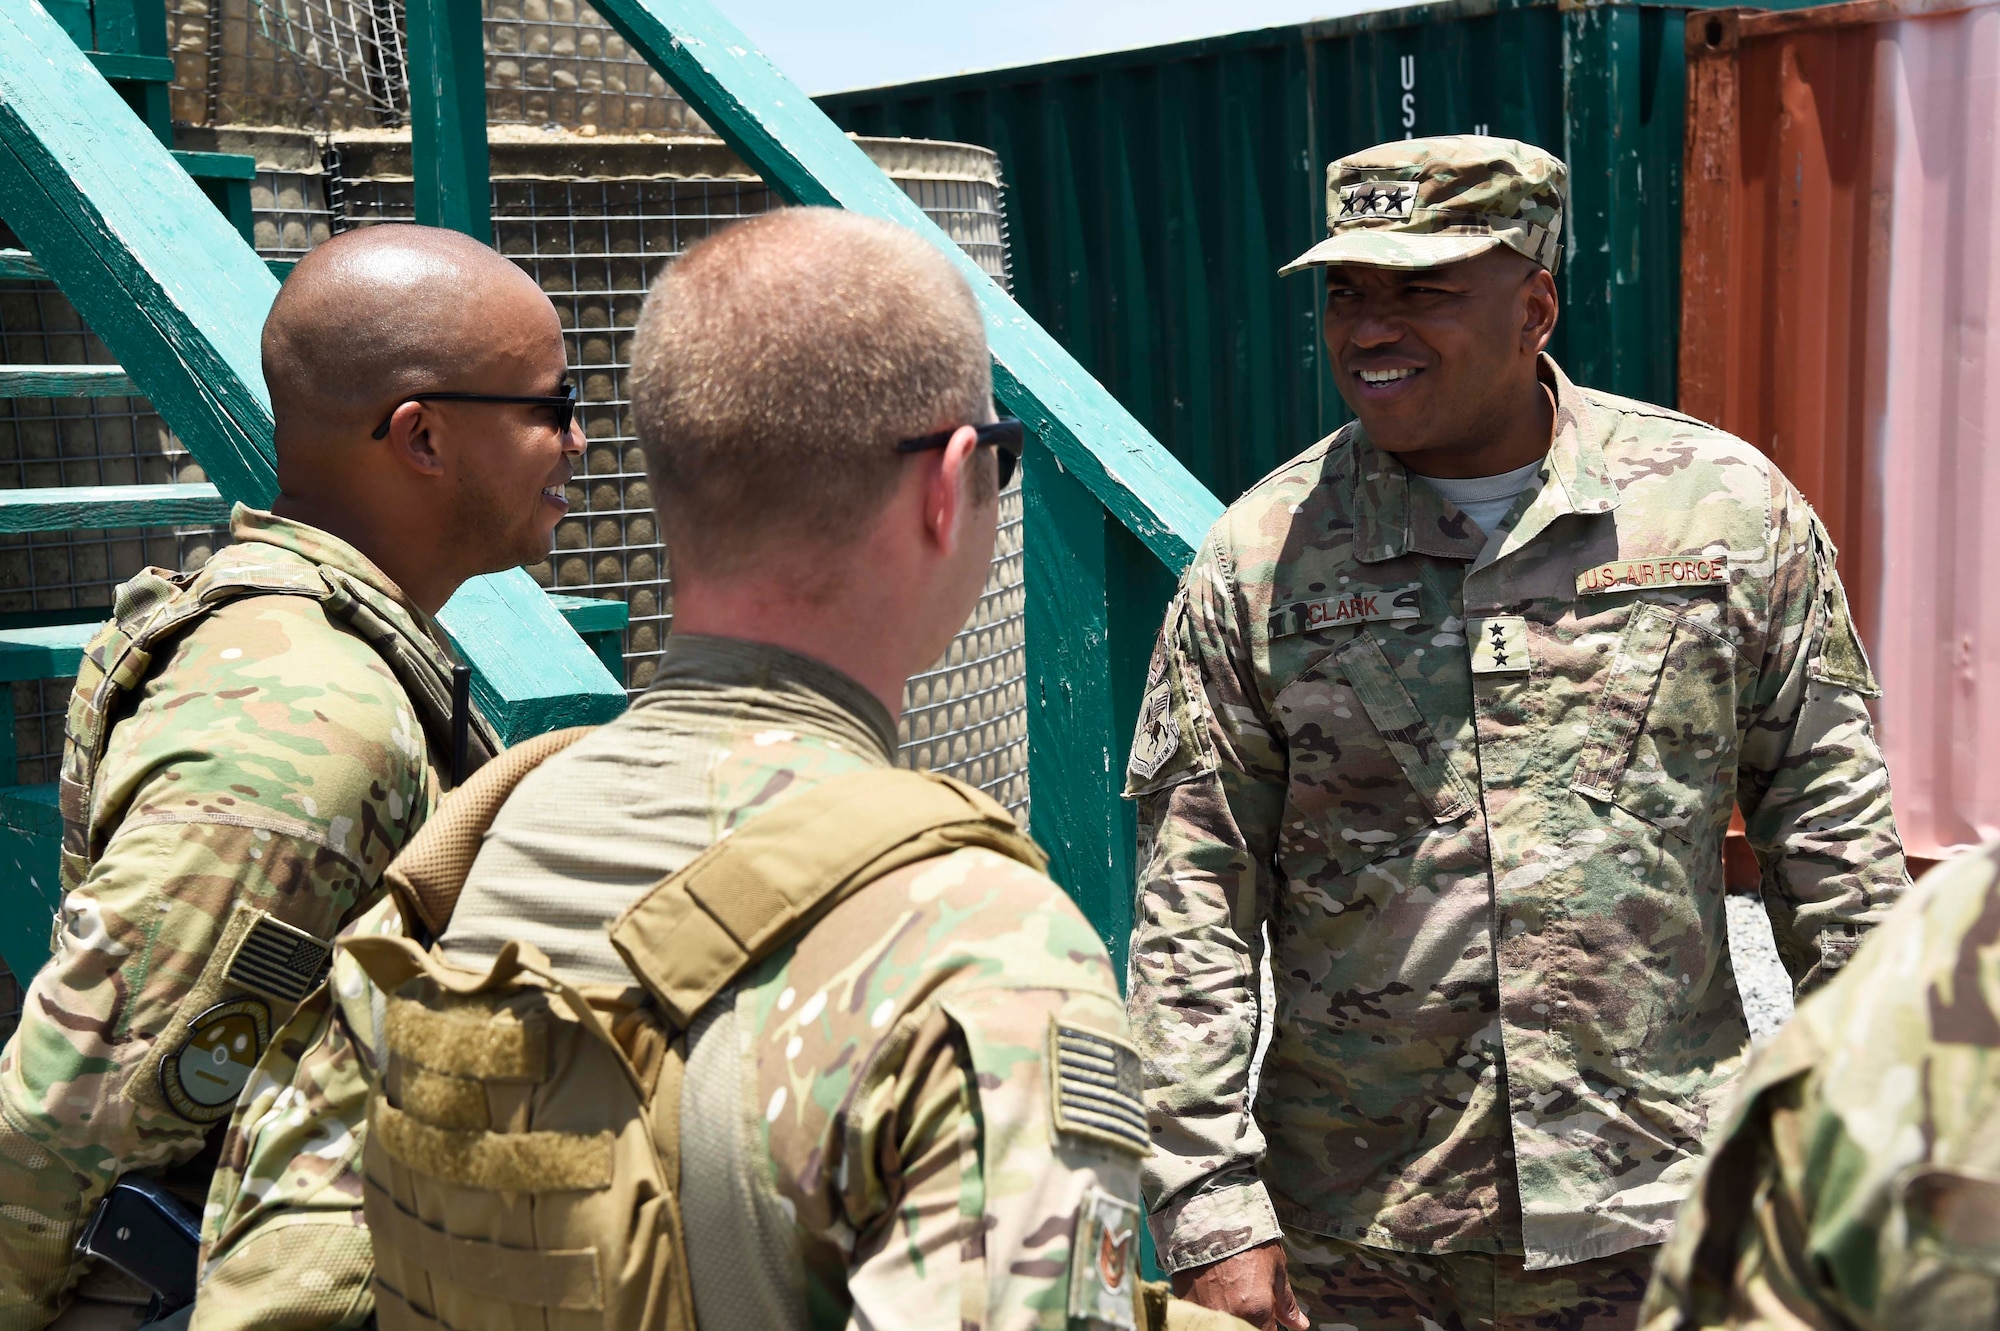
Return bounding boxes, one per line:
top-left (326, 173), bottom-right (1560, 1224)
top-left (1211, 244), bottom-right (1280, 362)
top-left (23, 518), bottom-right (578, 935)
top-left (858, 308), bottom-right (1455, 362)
top-left (0, 507), bottom-right (480, 1330)
top-left (1125, 357), bottom-right (1909, 1274)
top-left (1641, 840), bottom-right (2000, 1330)
top-left (210, 634), bottom-right (1151, 1331)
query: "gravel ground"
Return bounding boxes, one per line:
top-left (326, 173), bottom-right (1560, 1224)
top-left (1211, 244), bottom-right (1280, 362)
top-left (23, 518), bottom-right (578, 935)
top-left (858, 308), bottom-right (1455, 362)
top-left (1727, 893), bottom-right (1796, 1040)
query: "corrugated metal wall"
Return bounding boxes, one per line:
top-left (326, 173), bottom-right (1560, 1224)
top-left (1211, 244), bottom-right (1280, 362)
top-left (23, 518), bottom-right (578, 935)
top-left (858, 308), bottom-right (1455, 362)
top-left (1682, 0), bottom-right (2000, 864)
top-left (819, 0), bottom-right (1712, 504)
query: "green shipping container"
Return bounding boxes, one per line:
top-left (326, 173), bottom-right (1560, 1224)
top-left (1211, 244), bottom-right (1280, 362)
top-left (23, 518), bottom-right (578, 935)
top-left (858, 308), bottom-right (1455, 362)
top-left (820, 0), bottom-right (1754, 504)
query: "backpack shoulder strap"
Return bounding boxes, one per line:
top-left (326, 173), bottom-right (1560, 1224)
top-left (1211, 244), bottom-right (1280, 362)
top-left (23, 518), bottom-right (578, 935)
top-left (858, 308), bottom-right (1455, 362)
top-left (381, 725), bottom-right (598, 941)
top-left (610, 768), bottom-right (1045, 1029)
top-left (59, 560), bottom-right (337, 886)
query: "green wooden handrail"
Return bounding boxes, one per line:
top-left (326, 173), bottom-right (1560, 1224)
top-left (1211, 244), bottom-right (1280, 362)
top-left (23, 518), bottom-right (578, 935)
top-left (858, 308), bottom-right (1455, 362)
top-left (0, 0), bottom-right (627, 743)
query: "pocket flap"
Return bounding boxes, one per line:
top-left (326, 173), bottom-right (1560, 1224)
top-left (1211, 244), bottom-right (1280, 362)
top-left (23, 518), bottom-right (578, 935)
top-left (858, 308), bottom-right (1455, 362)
top-left (1333, 634), bottom-right (1477, 824)
top-left (1571, 604), bottom-right (1676, 802)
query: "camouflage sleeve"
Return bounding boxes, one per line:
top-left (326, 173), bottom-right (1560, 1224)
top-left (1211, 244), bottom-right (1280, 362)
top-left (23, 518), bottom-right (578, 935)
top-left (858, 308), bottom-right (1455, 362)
top-left (1645, 845), bottom-right (2000, 1330)
top-left (840, 986), bottom-right (1147, 1331)
top-left (190, 900), bottom-right (400, 1331)
top-left (1736, 477), bottom-right (1909, 993)
top-left (1123, 541), bottom-right (1289, 1273)
top-left (0, 599), bottom-right (430, 1327)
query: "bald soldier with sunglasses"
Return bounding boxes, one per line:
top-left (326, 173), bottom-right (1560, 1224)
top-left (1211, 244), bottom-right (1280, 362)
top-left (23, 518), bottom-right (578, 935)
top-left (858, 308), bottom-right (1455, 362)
top-left (0, 224), bottom-right (582, 1330)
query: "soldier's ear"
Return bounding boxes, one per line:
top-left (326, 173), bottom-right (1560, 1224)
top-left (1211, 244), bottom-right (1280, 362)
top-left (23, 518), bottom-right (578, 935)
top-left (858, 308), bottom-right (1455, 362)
top-left (382, 401), bottom-right (447, 479)
top-left (1521, 266), bottom-right (1559, 355)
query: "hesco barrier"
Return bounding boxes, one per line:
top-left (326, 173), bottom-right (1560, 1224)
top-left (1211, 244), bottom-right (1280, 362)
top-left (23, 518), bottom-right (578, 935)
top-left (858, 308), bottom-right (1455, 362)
top-left (1681, 0), bottom-right (2000, 866)
top-left (325, 128), bottom-right (1027, 814)
top-left (818, 0), bottom-right (1803, 505)
top-left (164, 0), bottom-right (705, 132)
top-left (0, 126), bottom-right (329, 785)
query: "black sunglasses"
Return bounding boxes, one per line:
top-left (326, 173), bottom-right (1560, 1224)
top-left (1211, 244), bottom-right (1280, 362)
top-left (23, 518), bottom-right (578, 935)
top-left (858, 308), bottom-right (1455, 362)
top-left (895, 417), bottom-right (1024, 490)
top-left (371, 381), bottom-right (578, 440)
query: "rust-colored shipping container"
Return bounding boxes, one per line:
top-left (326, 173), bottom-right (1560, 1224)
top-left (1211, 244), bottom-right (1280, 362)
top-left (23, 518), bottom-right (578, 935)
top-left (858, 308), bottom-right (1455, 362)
top-left (1683, 0), bottom-right (2000, 869)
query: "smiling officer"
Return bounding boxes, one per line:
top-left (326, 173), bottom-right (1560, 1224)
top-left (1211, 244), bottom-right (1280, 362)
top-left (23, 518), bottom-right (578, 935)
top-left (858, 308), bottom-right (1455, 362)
top-left (1124, 136), bottom-right (1911, 1330)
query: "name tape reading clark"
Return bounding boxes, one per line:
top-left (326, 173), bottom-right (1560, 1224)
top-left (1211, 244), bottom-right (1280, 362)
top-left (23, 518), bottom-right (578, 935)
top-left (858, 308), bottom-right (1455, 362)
top-left (1270, 583), bottom-right (1421, 638)
top-left (1575, 557), bottom-right (1728, 597)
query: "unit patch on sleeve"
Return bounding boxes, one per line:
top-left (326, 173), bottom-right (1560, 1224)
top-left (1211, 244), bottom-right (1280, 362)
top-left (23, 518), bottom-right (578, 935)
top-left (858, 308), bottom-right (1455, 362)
top-left (1127, 669), bottom-right (1180, 784)
top-left (1050, 1021), bottom-right (1150, 1157)
top-left (1068, 1186), bottom-right (1142, 1331)
top-left (1269, 582), bottom-right (1422, 639)
top-left (225, 912), bottom-right (334, 1005)
top-left (1575, 557), bottom-right (1728, 597)
top-left (158, 997), bottom-right (270, 1122)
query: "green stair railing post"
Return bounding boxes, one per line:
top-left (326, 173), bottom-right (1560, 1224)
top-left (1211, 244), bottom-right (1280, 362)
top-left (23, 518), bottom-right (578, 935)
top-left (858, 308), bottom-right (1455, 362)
top-left (575, 0), bottom-right (1225, 962)
top-left (406, 0), bottom-right (495, 242)
top-left (0, 0), bottom-right (627, 743)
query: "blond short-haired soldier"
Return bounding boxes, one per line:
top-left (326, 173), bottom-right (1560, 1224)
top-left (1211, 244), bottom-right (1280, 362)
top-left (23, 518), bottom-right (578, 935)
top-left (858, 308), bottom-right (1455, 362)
top-left (213, 207), bottom-right (1211, 1331)
top-left (1126, 136), bottom-right (1909, 1330)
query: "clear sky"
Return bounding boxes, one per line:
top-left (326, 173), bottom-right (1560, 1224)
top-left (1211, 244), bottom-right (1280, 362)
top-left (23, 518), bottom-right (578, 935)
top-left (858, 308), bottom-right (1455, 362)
top-left (724, 0), bottom-right (1420, 96)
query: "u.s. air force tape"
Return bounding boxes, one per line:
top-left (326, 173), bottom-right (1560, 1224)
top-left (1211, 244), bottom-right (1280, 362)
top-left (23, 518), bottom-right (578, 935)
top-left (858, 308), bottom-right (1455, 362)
top-left (1050, 1022), bottom-right (1150, 1156)
top-left (225, 913), bottom-right (334, 1006)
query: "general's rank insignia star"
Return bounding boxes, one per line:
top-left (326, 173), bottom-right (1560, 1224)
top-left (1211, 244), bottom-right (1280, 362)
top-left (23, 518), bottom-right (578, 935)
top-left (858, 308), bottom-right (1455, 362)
top-left (1469, 615), bottom-right (1531, 675)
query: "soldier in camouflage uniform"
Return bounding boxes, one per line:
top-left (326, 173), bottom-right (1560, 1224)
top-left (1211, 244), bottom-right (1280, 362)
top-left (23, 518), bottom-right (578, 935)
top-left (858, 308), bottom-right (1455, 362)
top-left (1125, 136), bottom-right (1910, 1330)
top-left (1640, 838), bottom-right (2000, 1329)
top-left (206, 208), bottom-right (1182, 1331)
top-left (0, 224), bottom-right (583, 1331)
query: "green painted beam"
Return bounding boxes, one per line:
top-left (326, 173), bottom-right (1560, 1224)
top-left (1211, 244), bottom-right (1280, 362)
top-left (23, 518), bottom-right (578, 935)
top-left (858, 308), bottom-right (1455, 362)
top-left (582, 0), bottom-right (1224, 572)
top-left (0, 365), bottom-right (139, 397)
top-left (406, 0), bottom-right (493, 242)
top-left (0, 784), bottom-right (62, 980)
top-left (84, 52), bottom-right (174, 82)
top-left (0, 623), bottom-right (93, 684)
top-left (0, 1), bottom-right (626, 745)
top-left (0, 248), bottom-right (293, 284)
top-left (0, 482), bottom-right (229, 532)
top-left (172, 149), bottom-right (257, 181)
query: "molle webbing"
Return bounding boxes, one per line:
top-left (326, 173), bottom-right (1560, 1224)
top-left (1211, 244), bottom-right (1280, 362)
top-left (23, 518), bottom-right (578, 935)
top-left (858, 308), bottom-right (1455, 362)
top-left (609, 767), bottom-right (1048, 1029)
top-left (58, 558), bottom-right (497, 888)
top-left (381, 726), bottom-right (597, 940)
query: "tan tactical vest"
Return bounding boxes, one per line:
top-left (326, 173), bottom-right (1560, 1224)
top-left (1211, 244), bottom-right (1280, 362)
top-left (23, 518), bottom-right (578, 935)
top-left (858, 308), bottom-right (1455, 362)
top-left (347, 731), bottom-right (1048, 1331)
top-left (60, 556), bottom-right (495, 893)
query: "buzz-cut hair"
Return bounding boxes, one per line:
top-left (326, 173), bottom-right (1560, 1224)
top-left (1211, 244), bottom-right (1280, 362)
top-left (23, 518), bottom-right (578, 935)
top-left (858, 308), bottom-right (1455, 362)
top-left (630, 207), bottom-right (992, 576)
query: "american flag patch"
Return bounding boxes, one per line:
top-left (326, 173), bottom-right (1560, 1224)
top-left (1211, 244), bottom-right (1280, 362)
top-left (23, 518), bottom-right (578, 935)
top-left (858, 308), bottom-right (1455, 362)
top-left (226, 913), bottom-right (334, 1005)
top-left (1051, 1023), bottom-right (1150, 1156)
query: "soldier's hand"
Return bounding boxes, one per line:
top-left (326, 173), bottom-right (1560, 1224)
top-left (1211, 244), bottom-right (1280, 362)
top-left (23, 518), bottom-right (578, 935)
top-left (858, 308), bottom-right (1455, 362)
top-left (1170, 1239), bottom-right (1310, 1331)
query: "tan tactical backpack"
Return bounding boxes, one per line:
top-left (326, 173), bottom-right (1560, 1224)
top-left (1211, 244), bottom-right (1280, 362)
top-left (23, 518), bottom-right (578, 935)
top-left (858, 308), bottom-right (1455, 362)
top-left (346, 729), bottom-right (1049, 1331)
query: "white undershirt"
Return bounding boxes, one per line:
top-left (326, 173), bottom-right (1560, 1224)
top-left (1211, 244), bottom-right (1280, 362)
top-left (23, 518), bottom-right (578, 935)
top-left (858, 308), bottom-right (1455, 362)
top-left (1416, 457), bottom-right (1545, 536)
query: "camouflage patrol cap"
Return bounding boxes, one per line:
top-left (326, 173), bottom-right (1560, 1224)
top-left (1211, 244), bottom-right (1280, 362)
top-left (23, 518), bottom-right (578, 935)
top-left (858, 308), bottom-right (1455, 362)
top-left (1279, 134), bottom-right (1567, 277)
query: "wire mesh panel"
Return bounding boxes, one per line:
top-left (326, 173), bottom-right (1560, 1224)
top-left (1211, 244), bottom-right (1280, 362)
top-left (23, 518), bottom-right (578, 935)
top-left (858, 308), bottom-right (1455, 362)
top-left (483, 0), bottom-right (703, 132)
top-left (166, 0), bottom-right (697, 132)
top-left (167, 0), bottom-right (406, 130)
top-left (0, 227), bottom-right (227, 784)
top-left (330, 129), bottom-right (1025, 813)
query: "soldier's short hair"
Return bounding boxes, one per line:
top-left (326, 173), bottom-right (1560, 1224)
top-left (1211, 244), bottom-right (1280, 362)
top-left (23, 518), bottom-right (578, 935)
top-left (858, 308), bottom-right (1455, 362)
top-left (631, 208), bottom-right (993, 576)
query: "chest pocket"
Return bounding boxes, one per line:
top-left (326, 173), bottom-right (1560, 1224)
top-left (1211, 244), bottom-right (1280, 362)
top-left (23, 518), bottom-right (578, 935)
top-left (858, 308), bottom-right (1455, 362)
top-left (1571, 603), bottom-right (1738, 842)
top-left (1276, 633), bottom-right (1476, 877)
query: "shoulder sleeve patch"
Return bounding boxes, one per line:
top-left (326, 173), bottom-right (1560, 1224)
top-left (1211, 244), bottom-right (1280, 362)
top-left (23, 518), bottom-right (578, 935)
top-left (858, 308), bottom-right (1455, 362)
top-left (1804, 516), bottom-right (1880, 696)
top-left (1049, 1021), bottom-right (1150, 1158)
top-left (1068, 1186), bottom-right (1142, 1330)
top-left (1124, 593), bottom-right (1217, 799)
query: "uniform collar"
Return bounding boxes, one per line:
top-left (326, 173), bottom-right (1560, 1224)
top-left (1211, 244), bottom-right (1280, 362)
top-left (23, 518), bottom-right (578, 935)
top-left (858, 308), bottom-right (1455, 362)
top-left (228, 504), bottom-right (447, 643)
top-left (636, 633), bottom-right (900, 765)
top-left (1350, 355), bottom-right (1619, 566)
